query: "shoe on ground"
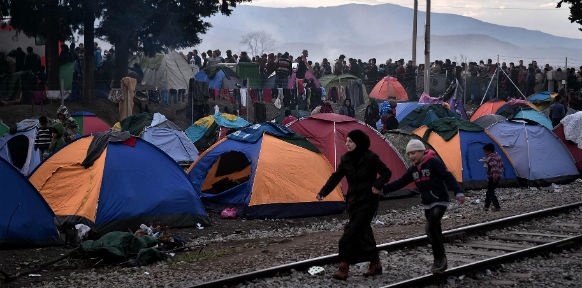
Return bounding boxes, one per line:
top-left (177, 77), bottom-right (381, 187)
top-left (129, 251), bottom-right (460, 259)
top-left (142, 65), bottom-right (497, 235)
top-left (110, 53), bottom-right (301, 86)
top-left (483, 207), bottom-right (489, 211)
top-left (363, 260), bottom-right (382, 277)
top-left (431, 257), bottom-right (447, 274)
top-left (332, 262), bottom-right (349, 280)
top-left (492, 207), bottom-right (501, 212)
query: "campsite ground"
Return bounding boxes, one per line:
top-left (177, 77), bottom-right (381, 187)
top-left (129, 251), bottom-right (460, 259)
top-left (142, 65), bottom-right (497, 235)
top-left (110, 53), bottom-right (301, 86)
top-left (3, 98), bottom-right (582, 287)
top-left (2, 182), bottom-right (582, 287)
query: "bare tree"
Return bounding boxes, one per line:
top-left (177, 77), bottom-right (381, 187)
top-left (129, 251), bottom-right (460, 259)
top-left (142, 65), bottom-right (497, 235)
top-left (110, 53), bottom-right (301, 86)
top-left (240, 31), bottom-right (275, 57)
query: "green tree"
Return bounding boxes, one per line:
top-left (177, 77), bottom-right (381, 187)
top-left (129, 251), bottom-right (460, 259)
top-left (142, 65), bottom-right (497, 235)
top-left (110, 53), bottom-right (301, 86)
top-left (557, 0), bottom-right (582, 31)
top-left (97, 0), bottom-right (250, 88)
top-left (4, 0), bottom-right (81, 91)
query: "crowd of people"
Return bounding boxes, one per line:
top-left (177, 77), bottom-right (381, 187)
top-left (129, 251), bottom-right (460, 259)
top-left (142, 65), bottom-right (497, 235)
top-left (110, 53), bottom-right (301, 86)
top-left (184, 48), bottom-right (582, 102)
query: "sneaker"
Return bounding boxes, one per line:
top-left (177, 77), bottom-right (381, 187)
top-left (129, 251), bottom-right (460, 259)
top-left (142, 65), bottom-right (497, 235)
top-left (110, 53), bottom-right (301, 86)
top-left (431, 257), bottom-right (447, 274)
top-left (483, 207), bottom-right (489, 211)
top-left (492, 207), bottom-right (501, 212)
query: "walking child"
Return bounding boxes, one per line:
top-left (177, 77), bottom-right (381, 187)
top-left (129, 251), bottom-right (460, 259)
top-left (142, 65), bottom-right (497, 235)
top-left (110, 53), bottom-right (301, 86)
top-left (482, 143), bottom-right (503, 211)
top-left (375, 139), bottom-right (465, 274)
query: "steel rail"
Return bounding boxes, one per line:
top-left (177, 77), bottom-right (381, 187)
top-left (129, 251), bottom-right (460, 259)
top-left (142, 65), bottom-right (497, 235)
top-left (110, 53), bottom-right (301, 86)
top-left (380, 234), bottom-right (582, 288)
top-left (190, 201), bottom-right (582, 288)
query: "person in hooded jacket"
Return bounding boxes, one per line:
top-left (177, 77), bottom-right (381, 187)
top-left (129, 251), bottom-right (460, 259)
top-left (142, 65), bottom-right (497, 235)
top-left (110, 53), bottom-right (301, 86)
top-left (47, 123), bottom-right (66, 155)
top-left (376, 139), bottom-right (465, 274)
top-left (55, 105), bottom-right (79, 142)
top-left (317, 129), bottom-right (392, 280)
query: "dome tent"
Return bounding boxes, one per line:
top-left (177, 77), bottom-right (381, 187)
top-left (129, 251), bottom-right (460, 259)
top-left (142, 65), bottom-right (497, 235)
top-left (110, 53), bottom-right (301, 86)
top-left (29, 133), bottom-right (209, 233)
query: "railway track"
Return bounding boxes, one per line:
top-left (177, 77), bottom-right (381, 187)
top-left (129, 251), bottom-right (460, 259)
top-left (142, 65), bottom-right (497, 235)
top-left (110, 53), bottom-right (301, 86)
top-left (191, 202), bottom-right (582, 287)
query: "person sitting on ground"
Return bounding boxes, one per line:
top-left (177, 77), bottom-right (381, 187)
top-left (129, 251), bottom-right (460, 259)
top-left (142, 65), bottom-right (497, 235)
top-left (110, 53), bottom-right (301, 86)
top-left (55, 105), bottom-right (79, 142)
top-left (281, 109), bottom-right (298, 126)
top-left (338, 98), bottom-right (355, 118)
top-left (47, 123), bottom-right (65, 156)
top-left (381, 109), bottom-right (399, 133)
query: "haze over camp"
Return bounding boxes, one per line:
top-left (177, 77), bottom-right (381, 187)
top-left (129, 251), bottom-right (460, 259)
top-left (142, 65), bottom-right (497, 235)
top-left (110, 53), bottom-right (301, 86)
top-left (1, 1), bottom-right (582, 287)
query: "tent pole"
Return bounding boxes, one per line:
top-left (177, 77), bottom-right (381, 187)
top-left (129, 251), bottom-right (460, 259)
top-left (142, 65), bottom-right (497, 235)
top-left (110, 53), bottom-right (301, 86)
top-left (496, 55), bottom-right (499, 100)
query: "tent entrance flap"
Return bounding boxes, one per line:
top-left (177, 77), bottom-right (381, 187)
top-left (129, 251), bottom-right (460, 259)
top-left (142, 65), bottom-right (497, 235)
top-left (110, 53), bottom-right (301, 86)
top-left (201, 151), bottom-right (251, 194)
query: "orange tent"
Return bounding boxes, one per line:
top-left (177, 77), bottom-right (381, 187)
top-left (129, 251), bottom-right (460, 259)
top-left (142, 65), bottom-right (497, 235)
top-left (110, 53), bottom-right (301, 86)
top-left (469, 100), bottom-right (507, 122)
top-left (369, 76), bottom-right (408, 102)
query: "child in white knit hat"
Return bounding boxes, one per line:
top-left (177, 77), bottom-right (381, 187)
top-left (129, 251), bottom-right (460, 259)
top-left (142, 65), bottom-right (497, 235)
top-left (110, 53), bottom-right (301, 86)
top-left (375, 138), bottom-right (465, 274)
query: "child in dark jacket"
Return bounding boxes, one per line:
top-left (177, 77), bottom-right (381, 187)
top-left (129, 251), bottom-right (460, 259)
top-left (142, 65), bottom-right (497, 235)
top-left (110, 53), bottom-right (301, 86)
top-left (375, 139), bottom-right (465, 274)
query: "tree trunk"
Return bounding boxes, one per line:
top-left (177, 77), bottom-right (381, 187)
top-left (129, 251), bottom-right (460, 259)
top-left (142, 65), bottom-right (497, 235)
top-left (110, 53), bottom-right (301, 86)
top-left (45, 33), bottom-right (60, 91)
top-left (45, 0), bottom-right (59, 91)
top-left (82, 0), bottom-right (96, 103)
top-left (112, 38), bottom-right (129, 89)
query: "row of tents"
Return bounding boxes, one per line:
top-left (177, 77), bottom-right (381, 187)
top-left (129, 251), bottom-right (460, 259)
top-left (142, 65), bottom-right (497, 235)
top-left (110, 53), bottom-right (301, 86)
top-left (2, 93), bottom-right (582, 248)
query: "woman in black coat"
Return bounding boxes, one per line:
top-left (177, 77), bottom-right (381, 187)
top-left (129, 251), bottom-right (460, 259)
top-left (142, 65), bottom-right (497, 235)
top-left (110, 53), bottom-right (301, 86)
top-left (317, 129), bottom-right (391, 280)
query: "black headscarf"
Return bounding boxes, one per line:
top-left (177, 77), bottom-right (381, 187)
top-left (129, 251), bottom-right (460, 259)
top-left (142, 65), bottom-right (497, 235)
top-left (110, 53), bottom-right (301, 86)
top-left (347, 129), bottom-right (370, 157)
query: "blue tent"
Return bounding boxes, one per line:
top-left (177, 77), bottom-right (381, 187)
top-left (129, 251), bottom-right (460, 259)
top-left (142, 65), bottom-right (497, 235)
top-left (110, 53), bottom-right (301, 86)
top-left (1, 157), bottom-right (61, 248)
top-left (414, 118), bottom-right (518, 189)
top-left (527, 91), bottom-right (554, 102)
top-left (29, 134), bottom-right (210, 233)
top-left (486, 120), bottom-right (579, 185)
top-left (142, 127), bottom-right (199, 163)
top-left (194, 66), bottom-right (243, 89)
top-left (399, 104), bottom-right (461, 132)
top-left (395, 102), bottom-right (425, 122)
top-left (0, 119), bottom-right (41, 176)
top-left (187, 123), bottom-right (345, 219)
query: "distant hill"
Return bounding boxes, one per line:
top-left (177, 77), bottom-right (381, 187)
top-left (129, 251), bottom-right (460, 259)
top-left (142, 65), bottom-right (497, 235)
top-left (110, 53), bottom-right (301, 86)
top-left (197, 3), bottom-right (581, 67)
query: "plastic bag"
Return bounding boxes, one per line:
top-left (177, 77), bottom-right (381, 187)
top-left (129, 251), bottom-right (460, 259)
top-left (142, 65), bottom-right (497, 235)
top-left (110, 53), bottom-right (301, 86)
top-left (220, 207), bottom-right (238, 219)
top-left (108, 88), bottom-right (124, 103)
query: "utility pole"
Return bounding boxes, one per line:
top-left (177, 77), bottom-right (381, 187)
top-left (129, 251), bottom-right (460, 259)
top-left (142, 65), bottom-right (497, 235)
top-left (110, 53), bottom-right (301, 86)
top-left (412, 0), bottom-right (418, 65)
top-left (423, 0), bottom-right (431, 94)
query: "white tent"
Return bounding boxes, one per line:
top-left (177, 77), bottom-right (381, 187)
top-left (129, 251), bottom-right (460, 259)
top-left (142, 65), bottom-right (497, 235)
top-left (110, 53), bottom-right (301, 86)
top-left (133, 50), bottom-right (194, 90)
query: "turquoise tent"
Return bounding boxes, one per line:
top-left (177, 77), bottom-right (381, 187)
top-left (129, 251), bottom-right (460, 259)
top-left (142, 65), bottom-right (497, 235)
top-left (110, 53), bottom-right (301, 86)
top-left (513, 109), bottom-right (553, 130)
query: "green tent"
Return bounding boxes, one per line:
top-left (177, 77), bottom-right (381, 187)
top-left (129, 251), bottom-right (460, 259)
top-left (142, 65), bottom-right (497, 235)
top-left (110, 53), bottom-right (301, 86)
top-left (237, 62), bottom-right (262, 88)
top-left (0, 122), bottom-right (9, 137)
top-left (59, 62), bottom-right (74, 91)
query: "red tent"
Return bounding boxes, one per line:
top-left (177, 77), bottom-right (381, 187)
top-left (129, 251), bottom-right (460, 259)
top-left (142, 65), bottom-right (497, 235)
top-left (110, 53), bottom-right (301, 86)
top-left (288, 113), bottom-right (414, 194)
top-left (369, 76), bottom-right (408, 102)
top-left (469, 100), bottom-right (507, 122)
top-left (553, 124), bottom-right (582, 174)
top-left (71, 111), bottom-right (111, 135)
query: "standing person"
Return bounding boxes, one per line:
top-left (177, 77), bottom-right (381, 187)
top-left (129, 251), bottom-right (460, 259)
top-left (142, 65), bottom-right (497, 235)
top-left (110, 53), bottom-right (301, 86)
top-left (296, 49), bottom-right (311, 80)
top-left (482, 143), bottom-right (503, 212)
top-left (24, 46), bottom-right (42, 76)
top-left (377, 139), bottom-right (465, 274)
top-left (34, 115), bottom-right (52, 160)
top-left (275, 52), bottom-right (292, 88)
top-left (364, 98), bottom-right (380, 128)
top-left (317, 130), bottom-right (392, 280)
top-left (549, 95), bottom-right (566, 127)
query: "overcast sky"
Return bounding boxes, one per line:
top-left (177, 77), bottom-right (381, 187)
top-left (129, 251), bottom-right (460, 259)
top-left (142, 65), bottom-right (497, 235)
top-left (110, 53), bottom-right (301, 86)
top-left (244, 0), bottom-right (581, 39)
